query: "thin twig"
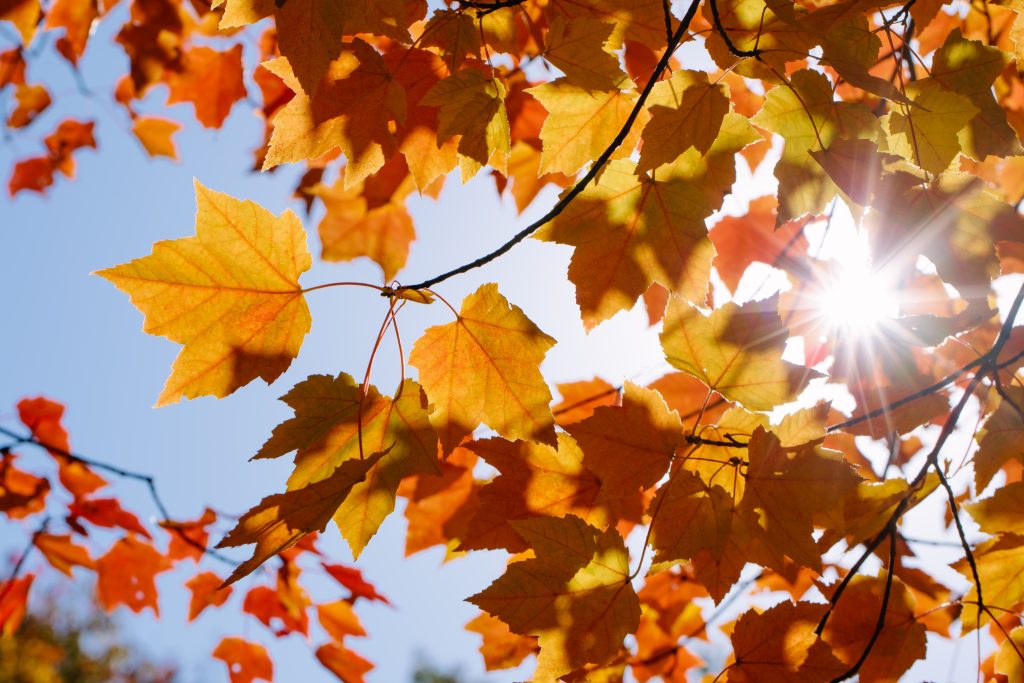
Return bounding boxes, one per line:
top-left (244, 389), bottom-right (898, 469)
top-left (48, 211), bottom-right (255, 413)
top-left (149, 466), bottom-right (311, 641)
top-left (0, 424), bottom-right (235, 565)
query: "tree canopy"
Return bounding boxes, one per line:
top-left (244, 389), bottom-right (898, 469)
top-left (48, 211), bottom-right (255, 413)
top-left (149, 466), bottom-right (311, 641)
top-left (6, 0), bottom-right (1024, 680)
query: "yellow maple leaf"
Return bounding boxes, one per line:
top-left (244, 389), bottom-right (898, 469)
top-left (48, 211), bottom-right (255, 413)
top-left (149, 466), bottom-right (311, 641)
top-left (97, 181), bottom-right (312, 406)
top-left (528, 78), bottom-right (644, 176)
top-left (660, 295), bottom-right (821, 410)
top-left (218, 452), bottom-right (384, 585)
top-left (638, 70), bottom-right (730, 173)
top-left (408, 283), bottom-right (557, 454)
top-left (543, 15), bottom-right (627, 92)
top-left (469, 514), bottom-right (640, 681)
top-left (262, 41), bottom-right (406, 185)
top-left (255, 373), bottom-right (440, 557)
top-left (421, 67), bottom-right (510, 177)
top-left (886, 79), bottom-right (979, 175)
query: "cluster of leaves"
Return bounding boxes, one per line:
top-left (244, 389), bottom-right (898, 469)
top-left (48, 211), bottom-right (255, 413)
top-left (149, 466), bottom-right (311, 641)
top-left (0, 397), bottom-right (391, 682)
top-left (11, 0), bottom-right (1024, 680)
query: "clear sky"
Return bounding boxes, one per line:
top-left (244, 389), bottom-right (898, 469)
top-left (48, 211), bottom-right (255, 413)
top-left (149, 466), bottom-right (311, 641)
top-left (0, 5), bottom-right (1011, 682)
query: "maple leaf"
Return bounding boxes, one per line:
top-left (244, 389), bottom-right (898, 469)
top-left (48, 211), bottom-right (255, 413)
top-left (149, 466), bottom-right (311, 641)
top-left (709, 196), bottom-right (812, 294)
top-left (70, 497), bottom-right (151, 538)
top-left (724, 601), bottom-right (845, 682)
top-left (213, 637), bottom-right (273, 683)
top-left (967, 481), bottom-right (1024, 534)
top-left (567, 382), bottom-right (682, 505)
top-left (316, 642), bottom-right (374, 682)
top-left (408, 283), bottom-right (557, 454)
top-left (96, 536), bottom-right (170, 615)
top-left (469, 515), bottom-right (640, 680)
top-left (255, 373), bottom-right (439, 557)
top-left (218, 451), bottom-right (384, 584)
top-left (131, 116), bottom-right (181, 159)
top-left (0, 453), bottom-right (49, 518)
top-left (311, 161), bottom-right (416, 281)
top-left (460, 435), bottom-right (605, 552)
top-left (886, 79), bottom-right (979, 175)
top-left (165, 45), bottom-right (246, 129)
top-left (819, 575), bottom-right (927, 682)
top-left (543, 15), bottom-right (627, 92)
top-left (537, 156), bottom-right (716, 326)
top-left (262, 39), bottom-right (405, 184)
top-left (956, 533), bottom-right (1024, 632)
top-left (931, 29), bottom-right (1019, 160)
top-left (321, 562), bottom-right (391, 604)
top-left (18, 396), bottom-right (105, 498)
top-left (162, 507), bottom-right (217, 562)
top-left (317, 600), bottom-right (366, 640)
top-left (97, 181), bottom-right (312, 406)
top-left (33, 533), bottom-right (94, 577)
top-left (638, 70), bottom-right (730, 173)
top-left (466, 612), bottom-right (538, 671)
top-left (402, 444), bottom-right (480, 556)
top-left (421, 66), bottom-right (511, 176)
top-left (185, 571), bottom-right (232, 621)
top-left (0, 574), bottom-right (33, 637)
top-left (741, 429), bottom-right (860, 572)
top-left (0, 0), bottom-right (39, 44)
top-left (528, 78), bottom-right (644, 176)
top-left (660, 295), bottom-right (821, 410)
top-left (752, 69), bottom-right (879, 223)
top-left (7, 83), bottom-right (49, 128)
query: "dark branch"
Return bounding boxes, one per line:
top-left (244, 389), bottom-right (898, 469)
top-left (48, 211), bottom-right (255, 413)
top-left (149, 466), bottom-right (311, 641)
top-left (708, 0), bottom-right (762, 59)
top-left (830, 525), bottom-right (898, 682)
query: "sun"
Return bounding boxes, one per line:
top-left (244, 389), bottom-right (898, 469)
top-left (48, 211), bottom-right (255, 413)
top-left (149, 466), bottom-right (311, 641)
top-left (818, 261), bottom-right (898, 338)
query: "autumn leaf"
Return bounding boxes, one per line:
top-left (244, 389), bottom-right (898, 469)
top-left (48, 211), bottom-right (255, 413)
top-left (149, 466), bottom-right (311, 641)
top-left (321, 563), bottom-right (390, 604)
top-left (741, 428), bottom-right (860, 572)
top-left (317, 600), bottom-right (366, 640)
top-left (543, 15), bottom-right (627, 92)
top-left (469, 515), bottom-right (640, 680)
top-left (17, 396), bottom-right (106, 498)
top-left (131, 116), bottom-right (181, 159)
top-left (724, 601), bottom-right (845, 682)
top-left (819, 575), bottom-right (927, 682)
top-left (459, 435), bottom-right (605, 552)
top-left (0, 453), bottom-right (49, 517)
top-left (567, 382), bottom-right (683, 504)
top-left (638, 70), bottom-right (730, 173)
top-left (956, 533), bottom-right (1024, 632)
top-left (536, 158), bottom-right (714, 326)
top-left (886, 79), bottom-right (979, 175)
top-left (753, 69), bottom-right (879, 223)
top-left (255, 373), bottom-right (439, 557)
top-left (262, 40), bottom-right (405, 184)
top-left (186, 571), bottom-right (232, 621)
top-left (218, 452), bottom-right (384, 584)
top-left (97, 181), bottom-right (312, 406)
top-left (213, 636), bottom-right (273, 683)
top-left (316, 642), bottom-right (373, 682)
top-left (96, 536), bottom-right (170, 615)
top-left (660, 295), bottom-right (821, 410)
top-left (528, 78), bottom-right (643, 176)
top-left (33, 533), bottom-right (94, 577)
top-left (421, 66), bottom-right (511, 175)
top-left (69, 497), bottom-right (152, 538)
top-left (0, 574), bottom-right (33, 637)
top-left (166, 45), bottom-right (246, 129)
top-left (466, 612), bottom-right (538, 671)
top-left (408, 283), bottom-right (557, 454)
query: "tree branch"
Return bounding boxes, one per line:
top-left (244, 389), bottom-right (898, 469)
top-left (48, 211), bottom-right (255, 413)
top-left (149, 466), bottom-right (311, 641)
top-left (0, 424), bottom-right (236, 565)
